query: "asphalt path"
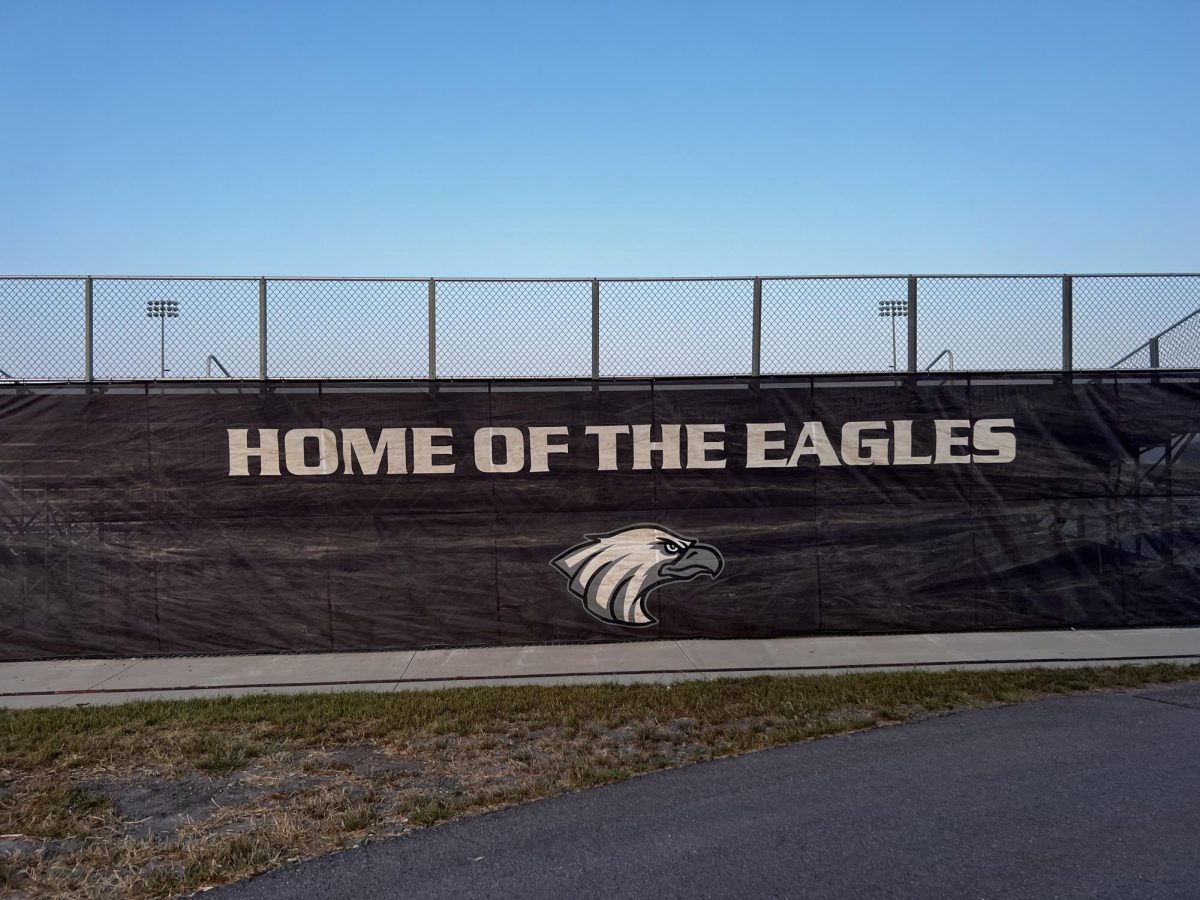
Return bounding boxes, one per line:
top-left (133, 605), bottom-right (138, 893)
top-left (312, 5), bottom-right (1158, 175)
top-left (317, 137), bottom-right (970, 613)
top-left (213, 682), bottom-right (1200, 900)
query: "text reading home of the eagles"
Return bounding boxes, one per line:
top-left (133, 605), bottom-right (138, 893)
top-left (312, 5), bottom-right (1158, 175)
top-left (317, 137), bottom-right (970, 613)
top-left (226, 419), bottom-right (1017, 476)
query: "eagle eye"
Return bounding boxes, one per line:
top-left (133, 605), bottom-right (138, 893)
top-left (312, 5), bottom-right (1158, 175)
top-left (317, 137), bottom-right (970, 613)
top-left (661, 540), bottom-right (682, 554)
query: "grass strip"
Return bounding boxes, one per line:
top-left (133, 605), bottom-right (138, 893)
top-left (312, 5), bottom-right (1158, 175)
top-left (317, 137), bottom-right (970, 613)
top-left (1, 662), bottom-right (1197, 897)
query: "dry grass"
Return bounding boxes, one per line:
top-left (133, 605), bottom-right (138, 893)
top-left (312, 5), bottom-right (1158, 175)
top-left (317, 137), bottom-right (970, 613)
top-left (1, 663), bottom-right (1198, 898)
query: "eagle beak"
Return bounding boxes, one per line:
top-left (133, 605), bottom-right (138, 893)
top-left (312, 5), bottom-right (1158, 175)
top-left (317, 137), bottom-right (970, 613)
top-left (661, 544), bottom-right (723, 580)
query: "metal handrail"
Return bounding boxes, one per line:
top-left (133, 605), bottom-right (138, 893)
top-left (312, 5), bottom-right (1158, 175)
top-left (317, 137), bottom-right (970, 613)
top-left (204, 355), bottom-right (233, 378)
top-left (924, 349), bottom-right (955, 371)
top-left (1110, 305), bottom-right (1200, 368)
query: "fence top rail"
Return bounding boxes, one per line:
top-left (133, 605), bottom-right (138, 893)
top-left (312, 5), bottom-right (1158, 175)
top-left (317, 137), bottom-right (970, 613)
top-left (900, 272), bottom-right (1200, 280)
top-left (1, 368), bottom-right (1195, 387)
top-left (2, 272), bottom-right (1199, 282)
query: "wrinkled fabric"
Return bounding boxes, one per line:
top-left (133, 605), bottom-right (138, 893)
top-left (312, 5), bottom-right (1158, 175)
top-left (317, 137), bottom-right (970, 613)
top-left (1, 374), bottom-right (1197, 660)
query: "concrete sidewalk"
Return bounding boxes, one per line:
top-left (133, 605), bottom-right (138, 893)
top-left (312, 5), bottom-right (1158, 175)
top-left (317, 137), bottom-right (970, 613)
top-left (1, 626), bottom-right (1198, 709)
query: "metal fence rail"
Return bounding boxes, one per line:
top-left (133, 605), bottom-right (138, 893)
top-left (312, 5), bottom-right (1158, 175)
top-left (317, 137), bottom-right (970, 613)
top-left (1, 273), bottom-right (1198, 380)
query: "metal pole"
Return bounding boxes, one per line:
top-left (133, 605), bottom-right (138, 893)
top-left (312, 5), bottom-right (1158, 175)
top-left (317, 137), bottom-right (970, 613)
top-left (751, 277), bottom-right (762, 376)
top-left (591, 279), bottom-right (600, 379)
top-left (1061, 275), bottom-right (1073, 371)
top-left (427, 278), bottom-right (437, 380)
top-left (1150, 336), bottom-right (1160, 369)
top-left (160, 315), bottom-right (166, 377)
top-left (83, 276), bottom-right (93, 382)
top-left (891, 316), bottom-right (897, 371)
top-left (258, 277), bottom-right (268, 380)
top-left (906, 276), bottom-right (918, 373)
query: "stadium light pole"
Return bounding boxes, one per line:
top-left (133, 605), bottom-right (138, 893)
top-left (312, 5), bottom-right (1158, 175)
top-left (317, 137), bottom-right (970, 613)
top-left (878, 299), bottom-right (909, 371)
top-left (146, 300), bottom-right (180, 377)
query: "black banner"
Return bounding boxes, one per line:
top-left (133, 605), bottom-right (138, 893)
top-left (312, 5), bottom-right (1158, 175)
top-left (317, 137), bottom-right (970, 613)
top-left (2, 373), bottom-right (1199, 660)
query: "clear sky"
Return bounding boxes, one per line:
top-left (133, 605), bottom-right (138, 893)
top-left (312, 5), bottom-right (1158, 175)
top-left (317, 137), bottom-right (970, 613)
top-left (1, 0), bottom-right (1197, 277)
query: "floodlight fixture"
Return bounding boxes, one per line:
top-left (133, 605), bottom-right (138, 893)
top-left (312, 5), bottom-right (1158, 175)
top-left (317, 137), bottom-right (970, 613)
top-left (877, 299), bottom-right (909, 317)
top-left (146, 299), bottom-right (180, 319)
top-left (146, 299), bottom-right (182, 377)
top-left (877, 299), bottom-right (909, 370)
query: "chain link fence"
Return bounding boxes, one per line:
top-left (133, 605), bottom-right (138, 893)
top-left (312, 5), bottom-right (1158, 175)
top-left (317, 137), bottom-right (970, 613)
top-left (1, 274), bottom-right (1198, 380)
top-left (760, 276), bottom-right (907, 373)
top-left (267, 279), bottom-right (428, 378)
top-left (437, 279), bottom-right (592, 378)
top-left (600, 278), bottom-right (755, 376)
top-left (1076, 275), bottom-right (1200, 370)
top-left (0, 277), bottom-right (86, 380)
top-left (916, 276), bottom-right (1064, 372)
top-left (92, 278), bottom-right (261, 379)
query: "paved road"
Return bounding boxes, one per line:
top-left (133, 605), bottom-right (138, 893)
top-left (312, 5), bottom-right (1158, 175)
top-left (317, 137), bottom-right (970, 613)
top-left (215, 682), bottom-right (1200, 900)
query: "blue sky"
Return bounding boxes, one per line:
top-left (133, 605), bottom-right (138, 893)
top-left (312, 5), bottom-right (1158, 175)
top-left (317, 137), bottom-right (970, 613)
top-left (1, 0), bottom-right (1196, 277)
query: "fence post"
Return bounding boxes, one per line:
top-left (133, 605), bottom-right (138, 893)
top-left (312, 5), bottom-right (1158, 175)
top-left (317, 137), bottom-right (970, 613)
top-left (428, 278), bottom-right (437, 380)
top-left (258, 278), bottom-right (267, 380)
top-left (1150, 336), bottom-right (1160, 369)
top-left (751, 277), bottom-right (762, 376)
top-left (1061, 275), bottom-right (1073, 371)
top-left (591, 279), bottom-right (600, 379)
top-left (83, 277), bottom-right (93, 382)
top-left (906, 276), bottom-right (918, 373)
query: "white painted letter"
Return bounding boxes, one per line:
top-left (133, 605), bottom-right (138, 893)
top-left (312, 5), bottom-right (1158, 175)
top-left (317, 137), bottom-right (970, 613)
top-left (972, 418), bottom-right (1017, 463)
top-left (786, 422), bottom-right (841, 467)
top-left (746, 423), bottom-right (789, 468)
top-left (934, 420), bottom-right (973, 464)
top-left (585, 425), bottom-right (630, 471)
top-left (412, 427), bottom-right (456, 474)
top-left (686, 424), bottom-right (726, 469)
top-left (228, 428), bottom-right (281, 476)
top-left (474, 427), bottom-right (525, 474)
top-left (342, 428), bottom-right (407, 475)
top-left (284, 428), bottom-right (339, 476)
top-left (841, 421), bottom-right (890, 466)
top-left (892, 420), bottom-right (933, 465)
top-left (528, 426), bottom-right (570, 473)
top-left (632, 424), bottom-right (682, 470)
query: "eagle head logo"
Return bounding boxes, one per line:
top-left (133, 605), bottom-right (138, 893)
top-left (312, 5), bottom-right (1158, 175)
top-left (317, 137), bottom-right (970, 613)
top-left (551, 524), bottom-right (724, 627)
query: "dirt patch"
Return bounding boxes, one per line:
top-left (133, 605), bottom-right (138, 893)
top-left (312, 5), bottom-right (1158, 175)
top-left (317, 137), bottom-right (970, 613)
top-left (318, 745), bottom-right (427, 779)
top-left (95, 773), bottom-right (262, 840)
